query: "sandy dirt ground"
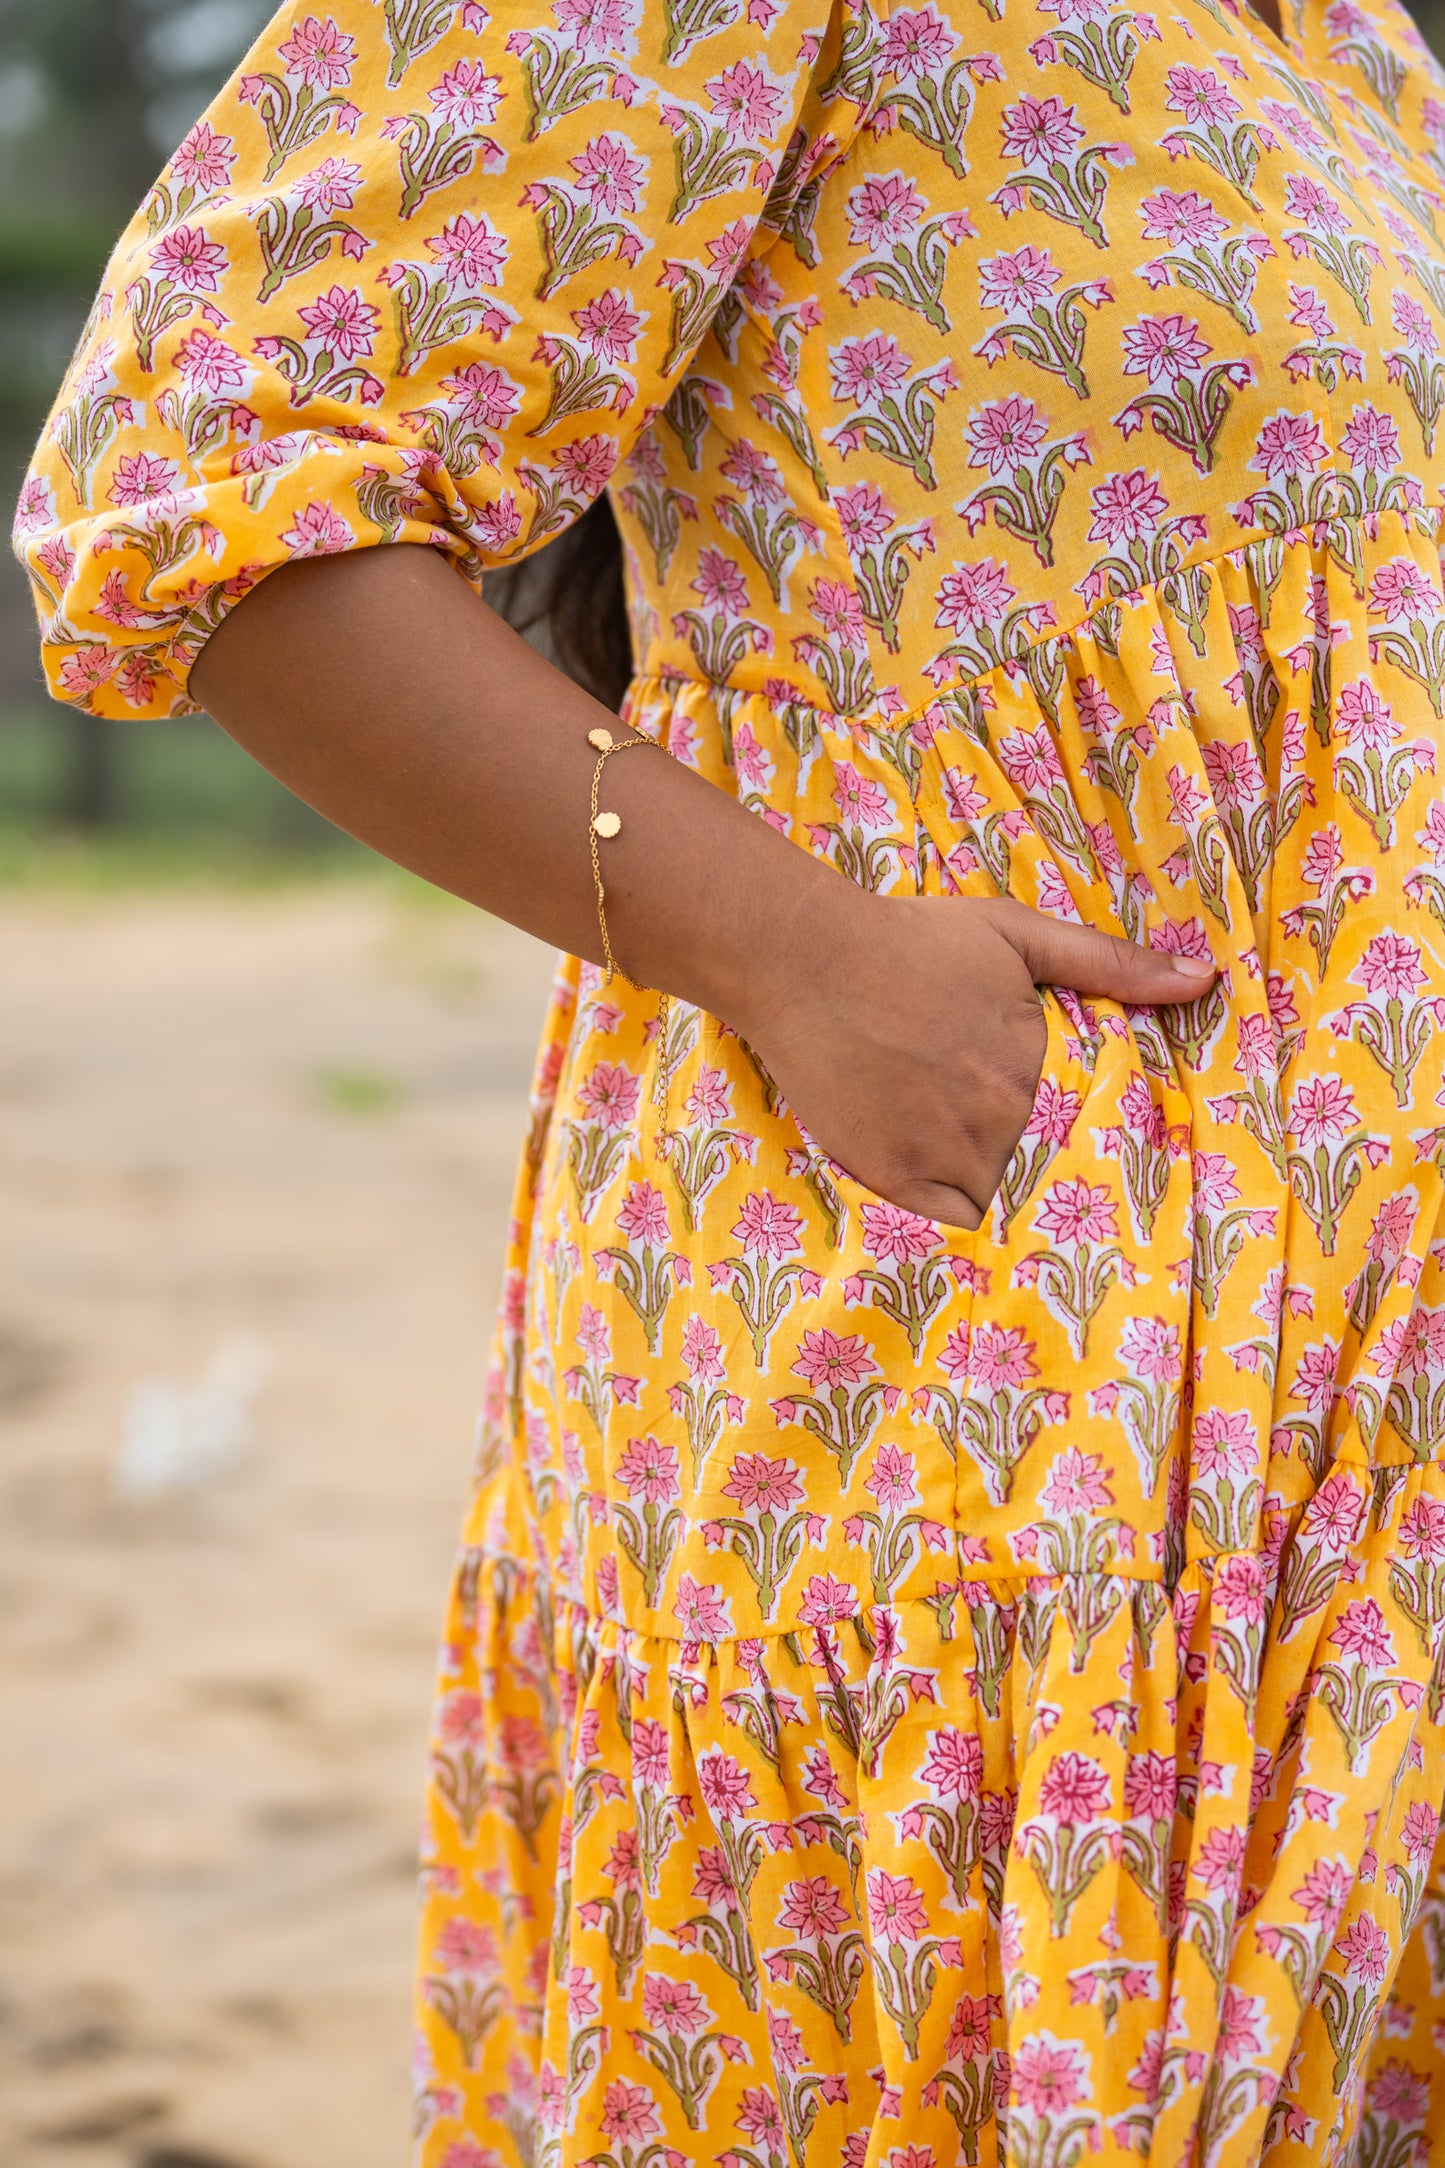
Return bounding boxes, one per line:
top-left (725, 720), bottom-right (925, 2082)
top-left (0, 884), bottom-right (555, 2168)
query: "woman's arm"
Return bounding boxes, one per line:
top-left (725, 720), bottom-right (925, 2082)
top-left (193, 544), bottom-right (1214, 1228)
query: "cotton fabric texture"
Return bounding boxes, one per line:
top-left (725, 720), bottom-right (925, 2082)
top-left (19, 0), bottom-right (1445, 2156)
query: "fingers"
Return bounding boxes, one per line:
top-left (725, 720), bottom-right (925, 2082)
top-left (897, 1179), bottom-right (987, 1232)
top-left (992, 900), bottom-right (1215, 1006)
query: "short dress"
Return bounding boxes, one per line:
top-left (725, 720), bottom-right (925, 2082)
top-left (18, 0), bottom-right (1445, 2156)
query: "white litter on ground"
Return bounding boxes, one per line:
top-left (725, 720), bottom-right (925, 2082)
top-left (113, 1335), bottom-right (273, 1500)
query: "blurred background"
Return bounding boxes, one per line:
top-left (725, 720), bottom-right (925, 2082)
top-left (7, 0), bottom-right (1445, 2165)
top-left (0, 7), bottom-right (555, 2168)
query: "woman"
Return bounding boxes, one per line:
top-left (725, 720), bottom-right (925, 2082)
top-left (16, 0), bottom-right (1445, 2153)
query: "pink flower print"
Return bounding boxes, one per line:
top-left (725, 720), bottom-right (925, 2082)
top-left (693, 1846), bottom-right (739, 1908)
top-left (278, 15), bottom-right (357, 88)
top-left (171, 119), bottom-right (234, 193)
top-left (1074, 676), bottom-right (1123, 736)
top-left (1192, 1150), bottom-right (1240, 1212)
top-left (570, 133), bottom-right (645, 214)
top-left (965, 396), bottom-right (1048, 476)
top-left (681, 1316), bottom-right (724, 1383)
top-left (578, 1060), bottom-right (641, 1130)
top-left (600, 2079), bottom-right (661, 2141)
top-left (803, 1746), bottom-right (848, 1809)
top-left (721, 439), bottom-right (785, 503)
top-left (1331, 1596), bottom-right (1395, 1668)
top-left (435, 1917), bottom-right (499, 1975)
top-left (427, 212), bottom-right (508, 291)
top-left (1164, 64), bottom-right (1242, 126)
top-left (1012, 2034), bottom-right (1090, 2113)
top-left (281, 502), bottom-right (354, 556)
top-left (868, 1869), bottom-right (930, 1941)
top-left (767, 2007), bottom-right (806, 2072)
top-left (882, 5), bottom-right (959, 77)
top-left (630, 1720), bottom-right (672, 1795)
top-left (1302, 1472), bottom-right (1363, 1545)
top-left (835, 481), bottom-right (894, 552)
top-left (674, 1574), bottom-right (732, 1639)
top-left (1119, 1315), bottom-right (1182, 1384)
top-left (1123, 1750), bottom-right (1176, 1821)
top-left (1336, 678), bottom-right (1399, 749)
top-left (935, 559), bottom-right (1017, 632)
top-left (642, 1976), bottom-right (709, 2033)
top-left (297, 284), bottom-right (378, 359)
top-left (692, 548), bottom-right (751, 614)
top-left (684, 1064), bottom-right (732, 1124)
top-left (866, 1443), bottom-right (918, 1510)
top-left (723, 1453), bottom-right (804, 1514)
top-left (921, 1727), bottom-right (984, 1799)
top-left (1399, 1493), bottom-right (1445, 1562)
top-left (859, 1199), bottom-right (938, 1261)
top-left (1343, 407), bottom-right (1401, 474)
top-left (1252, 412), bottom-right (1327, 481)
top-left (1035, 1177), bottom-right (1118, 1246)
top-left (614, 1434), bottom-right (680, 1503)
top-left (1260, 99), bottom-right (1326, 153)
top-left (109, 452), bottom-right (181, 507)
top-left (1300, 826), bottom-right (1344, 887)
top-left (945, 1994), bottom-right (998, 2059)
top-left (436, 1688), bottom-right (485, 1747)
top-left (1292, 1856), bottom-right (1354, 1925)
top-left (1368, 2061), bottom-right (1430, 2124)
top-left (1200, 737), bottom-right (1263, 809)
top-left (1216, 1987), bottom-right (1265, 2060)
top-left (733, 1190), bottom-right (802, 1260)
top-left (297, 155), bottom-right (362, 216)
top-left (553, 0), bottom-right (637, 52)
top-left (779, 1875), bottom-right (850, 1937)
top-left (1123, 313), bottom-right (1211, 385)
top-left (698, 1748), bottom-right (755, 1820)
top-left (1000, 93), bottom-right (1084, 165)
top-left (736, 2090), bottom-right (788, 2147)
top-left (1087, 469), bottom-right (1168, 545)
top-left (1335, 1914), bottom-right (1391, 1985)
top-left (1365, 1193), bottom-right (1416, 1265)
top-left (1025, 1077), bottom-right (1081, 1146)
top-left (1139, 188), bottom-right (1228, 246)
top-left (979, 244), bottom-right (1060, 312)
top-left (1392, 291), bottom-right (1439, 356)
top-left (847, 172), bottom-right (927, 247)
top-left (1195, 1824), bottom-right (1247, 1892)
top-left (1293, 1342), bottom-right (1341, 1416)
top-left (571, 288), bottom-right (641, 363)
top-left (1376, 1306), bottom-right (1445, 1382)
top-left (151, 223), bottom-right (227, 293)
top-left (1041, 1447), bottom-right (1115, 1516)
top-left (793, 1328), bottom-right (876, 1391)
top-left (555, 435), bottom-right (617, 496)
top-left (970, 1323), bottom-right (1039, 1389)
top-left (798, 1573), bottom-right (859, 1623)
top-left (177, 328), bottom-right (245, 393)
top-left (811, 582), bottom-right (869, 648)
top-left (704, 59), bottom-right (784, 140)
top-left (831, 332), bottom-right (911, 405)
top-left (1400, 1800), bottom-right (1440, 1865)
top-left (1370, 556), bottom-right (1438, 620)
top-left (616, 1179), bottom-right (670, 1246)
top-left (1213, 1551), bottom-right (1267, 1624)
top-left (442, 361), bottom-right (521, 430)
top-left (1192, 1407), bottom-right (1256, 1478)
top-left (429, 59), bottom-right (503, 126)
top-left (1356, 931), bottom-right (1425, 1000)
top-left (1290, 1074), bottom-right (1357, 1148)
top-left (1235, 1010), bottom-right (1276, 1080)
top-left (1284, 173), bottom-right (1351, 236)
top-left (1039, 1750), bottom-right (1110, 1822)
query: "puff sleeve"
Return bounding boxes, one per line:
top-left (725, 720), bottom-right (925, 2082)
top-left (11, 0), bottom-right (866, 717)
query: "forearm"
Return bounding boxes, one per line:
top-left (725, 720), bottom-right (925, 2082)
top-left (191, 543), bottom-right (847, 1035)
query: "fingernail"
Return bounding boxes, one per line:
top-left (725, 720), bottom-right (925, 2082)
top-left (1168, 955), bottom-right (1214, 982)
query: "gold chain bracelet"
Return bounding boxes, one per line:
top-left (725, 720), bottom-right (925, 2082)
top-left (586, 724), bottom-right (675, 1148)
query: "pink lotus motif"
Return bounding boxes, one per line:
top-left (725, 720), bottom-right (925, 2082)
top-left (278, 15), bottom-right (357, 88)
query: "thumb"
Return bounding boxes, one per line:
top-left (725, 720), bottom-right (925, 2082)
top-left (993, 900), bottom-right (1216, 1006)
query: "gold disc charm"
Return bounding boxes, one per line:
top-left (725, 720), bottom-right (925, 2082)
top-left (587, 727), bottom-right (615, 751)
top-left (593, 809), bottom-right (622, 839)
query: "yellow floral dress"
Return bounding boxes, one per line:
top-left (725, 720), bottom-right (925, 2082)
top-left (19, 0), bottom-right (1445, 2154)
